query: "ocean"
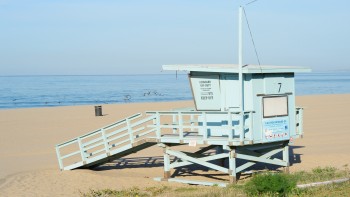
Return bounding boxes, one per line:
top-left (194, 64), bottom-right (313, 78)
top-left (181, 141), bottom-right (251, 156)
top-left (0, 72), bottom-right (349, 109)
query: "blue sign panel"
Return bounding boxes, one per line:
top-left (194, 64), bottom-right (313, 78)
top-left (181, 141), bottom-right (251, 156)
top-left (262, 117), bottom-right (290, 142)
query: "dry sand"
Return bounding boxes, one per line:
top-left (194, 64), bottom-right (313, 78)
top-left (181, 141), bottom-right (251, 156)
top-left (0, 94), bottom-right (349, 196)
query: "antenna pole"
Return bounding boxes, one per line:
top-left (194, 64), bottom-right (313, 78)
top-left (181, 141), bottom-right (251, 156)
top-left (238, 6), bottom-right (244, 111)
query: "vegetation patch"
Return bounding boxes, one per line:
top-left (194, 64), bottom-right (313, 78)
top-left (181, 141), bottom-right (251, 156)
top-left (244, 172), bottom-right (296, 196)
top-left (81, 166), bottom-right (350, 197)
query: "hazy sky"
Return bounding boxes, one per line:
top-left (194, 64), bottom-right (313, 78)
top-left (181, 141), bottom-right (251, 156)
top-left (0, 0), bottom-right (349, 75)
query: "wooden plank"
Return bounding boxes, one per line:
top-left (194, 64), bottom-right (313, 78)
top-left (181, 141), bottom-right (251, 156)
top-left (106, 126), bottom-right (128, 138)
top-left (107, 130), bottom-right (129, 142)
top-left (89, 148), bottom-right (106, 157)
top-left (137, 128), bottom-right (156, 138)
top-left (55, 146), bottom-right (63, 170)
top-left (103, 113), bottom-right (141, 130)
top-left (236, 150), bottom-right (286, 167)
top-left (84, 140), bottom-right (104, 151)
top-left (166, 149), bottom-right (229, 173)
top-left (109, 138), bottom-right (130, 148)
top-left (236, 148), bottom-right (283, 173)
top-left (110, 144), bottom-right (133, 155)
top-left (56, 138), bottom-right (77, 148)
top-left (83, 136), bottom-right (103, 148)
top-left (63, 161), bottom-right (84, 170)
top-left (170, 153), bottom-right (229, 169)
top-left (60, 150), bottom-right (81, 160)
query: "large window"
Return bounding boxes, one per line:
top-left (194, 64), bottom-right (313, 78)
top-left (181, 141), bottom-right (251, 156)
top-left (263, 96), bottom-right (288, 118)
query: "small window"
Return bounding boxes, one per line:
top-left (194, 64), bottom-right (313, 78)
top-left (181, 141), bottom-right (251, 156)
top-left (263, 96), bottom-right (288, 118)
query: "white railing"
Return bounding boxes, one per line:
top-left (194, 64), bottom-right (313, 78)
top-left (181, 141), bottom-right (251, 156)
top-left (146, 110), bottom-right (255, 144)
top-left (56, 110), bottom-right (256, 170)
top-left (55, 113), bottom-right (157, 170)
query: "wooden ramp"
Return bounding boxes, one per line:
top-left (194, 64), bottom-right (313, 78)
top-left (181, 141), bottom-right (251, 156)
top-left (55, 113), bottom-right (158, 171)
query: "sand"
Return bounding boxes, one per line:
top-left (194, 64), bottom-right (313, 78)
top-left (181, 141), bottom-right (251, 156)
top-left (0, 94), bottom-right (349, 196)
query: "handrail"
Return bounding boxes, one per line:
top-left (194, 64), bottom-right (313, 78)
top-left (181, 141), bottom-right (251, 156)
top-left (56, 113), bottom-right (142, 147)
top-left (56, 112), bottom-right (158, 170)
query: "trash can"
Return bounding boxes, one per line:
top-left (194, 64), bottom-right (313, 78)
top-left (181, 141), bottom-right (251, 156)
top-left (94, 106), bottom-right (102, 116)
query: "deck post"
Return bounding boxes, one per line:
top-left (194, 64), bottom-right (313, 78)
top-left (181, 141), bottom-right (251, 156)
top-left (126, 118), bottom-right (134, 144)
top-left (55, 146), bottom-right (63, 170)
top-left (163, 146), bottom-right (171, 179)
top-left (283, 143), bottom-right (290, 173)
top-left (77, 137), bottom-right (86, 164)
top-left (202, 112), bottom-right (208, 140)
top-left (190, 114), bottom-right (194, 132)
top-left (239, 112), bottom-right (244, 145)
top-left (228, 147), bottom-right (237, 184)
top-left (228, 112), bottom-right (233, 140)
top-left (178, 112), bottom-right (184, 140)
top-left (249, 112), bottom-right (254, 143)
top-left (101, 128), bottom-right (110, 155)
top-left (156, 112), bottom-right (161, 138)
top-left (172, 114), bottom-right (177, 134)
top-left (299, 108), bottom-right (304, 137)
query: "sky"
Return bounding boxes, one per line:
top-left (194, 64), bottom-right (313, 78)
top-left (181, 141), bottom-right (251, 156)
top-left (0, 0), bottom-right (349, 75)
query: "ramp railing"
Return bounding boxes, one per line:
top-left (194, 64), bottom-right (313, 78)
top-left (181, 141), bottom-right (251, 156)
top-left (55, 113), bottom-right (157, 170)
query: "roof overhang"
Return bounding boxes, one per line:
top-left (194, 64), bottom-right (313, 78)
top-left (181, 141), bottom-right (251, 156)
top-left (162, 64), bottom-right (311, 74)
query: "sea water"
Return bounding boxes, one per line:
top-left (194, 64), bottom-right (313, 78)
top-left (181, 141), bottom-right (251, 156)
top-left (0, 72), bottom-right (349, 109)
top-left (0, 74), bottom-right (191, 109)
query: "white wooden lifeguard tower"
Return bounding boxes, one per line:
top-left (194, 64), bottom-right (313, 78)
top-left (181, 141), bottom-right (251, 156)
top-left (55, 7), bottom-right (311, 186)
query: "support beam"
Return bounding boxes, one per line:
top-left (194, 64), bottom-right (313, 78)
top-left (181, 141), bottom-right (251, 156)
top-left (163, 147), bottom-right (171, 179)
top-left (236, 147), bottom-right (285, 173)
top-left (166, 149), bottom-right (229, 173)
top-left (228, 148), bottom-right (237, 184)
top-left (236, 151), bottom-right (287, 166)
top-left (170, 153), bottom-right (229, 169)
top-left (283, 144), bottom-right (290, 173)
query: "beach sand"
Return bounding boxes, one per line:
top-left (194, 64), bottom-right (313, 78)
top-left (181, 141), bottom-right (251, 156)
top-left (0, 94), bottom-right (349, 196)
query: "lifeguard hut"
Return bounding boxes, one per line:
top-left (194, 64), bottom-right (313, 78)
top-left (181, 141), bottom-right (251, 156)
top-left (153, 63), bottom-right (310, 184)
top-left (55, 7), bottom-right (311, 186)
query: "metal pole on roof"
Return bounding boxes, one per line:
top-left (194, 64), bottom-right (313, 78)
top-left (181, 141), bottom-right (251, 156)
top-left (238, 6), bottom-right (244, 111)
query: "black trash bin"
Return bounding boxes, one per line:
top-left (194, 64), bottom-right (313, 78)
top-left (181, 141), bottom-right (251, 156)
top-left (94, 106), bottom-right (102, 116)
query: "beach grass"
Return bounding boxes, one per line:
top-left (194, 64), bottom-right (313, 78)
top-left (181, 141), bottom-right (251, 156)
top-left (81, 166), bottom-right (350, 197)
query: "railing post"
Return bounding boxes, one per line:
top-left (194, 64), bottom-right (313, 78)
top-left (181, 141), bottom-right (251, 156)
top-left (202, 112), bottom-right (207, 140)
top-left (299, 108), bottom-right (304, 136)
top-left (156, 112), bottom-right (161, 139)
top-left (55, 145), bottom-right (64, 170)
top-left (126, 118), bottom-right (134, 144)
top-left (228, 112), bottom-right (233, 140)
top-left (178, 112), bottom-right (184, 140)
top-left (77, 138), bottom-right (86, 164)
top-left (101, 128), bottom-right (110, 155)
top-left (239, 112), bottom-right (244, 144)
top-left (172, 114), bottom-right (177, 134)
top-left (249, 111), bottom-right (253, 142)
top-left (190, 114), bottom-right (194, 132)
